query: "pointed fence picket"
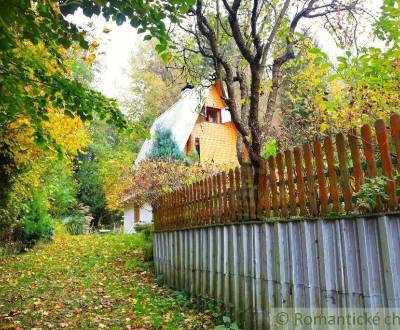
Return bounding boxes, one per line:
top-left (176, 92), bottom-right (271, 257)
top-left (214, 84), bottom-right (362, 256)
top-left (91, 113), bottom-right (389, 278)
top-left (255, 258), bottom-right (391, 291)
top-left (153, 114), bottom-right (400, 231)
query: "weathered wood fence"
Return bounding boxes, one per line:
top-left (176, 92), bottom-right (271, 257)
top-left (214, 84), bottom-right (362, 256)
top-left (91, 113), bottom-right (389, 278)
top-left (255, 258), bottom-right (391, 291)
top-left (153, 216), bottom-right (400, 329)
top-left (153, 114), bottom-right (400, 329)
top-left (154, 114), bottom-right (400, 231)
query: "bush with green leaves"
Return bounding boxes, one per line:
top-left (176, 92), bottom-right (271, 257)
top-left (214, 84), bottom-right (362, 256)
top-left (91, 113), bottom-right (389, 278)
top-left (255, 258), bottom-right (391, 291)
top-left (215, 316), bottom-right (240, 330)
top-left (64, 214), bottom-right (85, 235)
top-left (134, 223), bottom-right (153, 241)
top-left (355, 176), bottom-right (389, 212)
top-left (261, 139), bottom-right (278, 159)
top-left (19, 192), bottom-right (53, 247)
top-left (187, 149), bottom-right (200, 163)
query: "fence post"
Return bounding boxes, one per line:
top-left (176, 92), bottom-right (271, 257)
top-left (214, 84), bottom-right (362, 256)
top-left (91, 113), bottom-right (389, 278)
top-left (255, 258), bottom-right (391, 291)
top-left (257, 160), bottom-right (267, 218)
top-left (234, 167), bottom-right (242, 221)
top-left (276, 153), bottom-right (288, 218)
top-left (293, 147), bottom-right (307, 216)
top-left (246, 165), bottom-right (257, 220)
top-left (228, 169), bottom-right (236, 222)
top-left (348, 128), bottom-right (363, 192)
top-left (222, 171), bottom-right (228, 222)
top-left (284, 150), bottom-right (296, 217)
top-left (336, 133), bottom-right (353, 213)
top-left (217, 173), bottom-right (224, 223)
top-left (240, 165), bottom-right (250, 219)
top-left (390, 114), bottom-right (400, 170)
top-left (313, 139), bottom-right (329, 216)
top-left (375, 119), bottom-right (397, 210)
top-left (268, 157), bottom-right (279, 217)
top-left (303, 144), bottom-right (318, 217)
top-left (324, 136), bottom-right (340, 215)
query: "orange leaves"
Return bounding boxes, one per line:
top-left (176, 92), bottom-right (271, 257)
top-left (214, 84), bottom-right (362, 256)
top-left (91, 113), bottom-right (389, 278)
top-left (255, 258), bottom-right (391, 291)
top-left (122, 160), bottom-right (229, 207)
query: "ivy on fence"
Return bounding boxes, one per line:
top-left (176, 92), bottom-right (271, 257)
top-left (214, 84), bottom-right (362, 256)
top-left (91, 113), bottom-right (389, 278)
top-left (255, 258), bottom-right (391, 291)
top-left (154, 114), bottom-right (400, 231)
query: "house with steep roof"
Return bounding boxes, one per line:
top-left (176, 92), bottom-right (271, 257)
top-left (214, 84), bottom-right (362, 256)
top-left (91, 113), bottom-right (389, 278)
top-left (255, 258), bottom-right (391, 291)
top-left (123, 81), bottom-right (242, 232)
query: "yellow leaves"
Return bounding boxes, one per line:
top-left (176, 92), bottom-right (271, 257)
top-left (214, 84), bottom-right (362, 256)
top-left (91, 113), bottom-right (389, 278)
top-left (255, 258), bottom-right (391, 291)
top-left (44, 110), bottom-right (89, 156)
top-left (319, 123), bottom-right (329, 133)
top-left (87, 53), bottom-right (96, 64)
top-left (8, 110), bottom-right (89, 168)
top-left (0, 232), bottom-right (216, 328)
top-left (102, 27), bottom-right (111, 34)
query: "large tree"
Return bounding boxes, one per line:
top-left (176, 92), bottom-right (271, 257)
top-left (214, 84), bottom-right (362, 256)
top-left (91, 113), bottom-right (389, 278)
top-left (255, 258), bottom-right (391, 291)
top-left (169, 0), bottom-right (364, 170)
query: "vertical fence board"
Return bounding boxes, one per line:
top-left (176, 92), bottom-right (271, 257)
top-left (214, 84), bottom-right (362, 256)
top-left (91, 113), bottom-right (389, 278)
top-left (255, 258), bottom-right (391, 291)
top-left (293, 147), bottom-right (307, 216)
top-left (361, 124), bottom-right (382, 212)
top-left (336, 133), bottom-right (353, 212)
top-left (222, 171), bottom-right (229, 222)
top-left (197, 181), bottom-right (202, 226)
top-left (217, 173), bottom-right (224, 223)
top-left (235, 167), bottom-right (242, 221)
top-left (390, 114), bottom-right (400, 170)
top-left (207, 177), bottom-right (213, 224)
top-left (361, 124), bottom-right (378, 177)
top-left (257, 160), bottom-right (267, 217)
top-left (212, 175), bottom-right (218, 223)
top-left (241, 165), bottom-right (250, 220)
top-left (268, 157), bottom-right (279, 217)
top-left (204, 178), bottom-right (210, 225)
top-left (195, 182), bottom-right (200, 226)
top-left (303, 144), bottom-right (318, 216)
top-left (228, 169), bottom-right (236, 222)
top-left (313, 140), bottom-right (329, 216)
top-left (375, 119), bottom-right (397, 210)
top-left (203, 180), bottom-right (208, 225)
top-left (246, 165), bottom-right (257, 219)
top-left (276, 153), bottom-right (288, 217)
top-left (324, 136), bottom-right (341, 214)
top-left (284, 150), bottom-right (297, 217)
top-left (348, 129), bottom-right (363, 193)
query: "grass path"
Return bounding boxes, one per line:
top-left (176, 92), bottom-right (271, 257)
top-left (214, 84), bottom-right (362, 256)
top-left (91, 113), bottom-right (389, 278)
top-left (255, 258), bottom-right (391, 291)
top-left (0, 230), bottom-right (215, 329)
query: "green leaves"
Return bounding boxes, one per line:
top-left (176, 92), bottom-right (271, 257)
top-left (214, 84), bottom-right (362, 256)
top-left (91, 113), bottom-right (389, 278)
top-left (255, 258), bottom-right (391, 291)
top-left (148, 128), bottom-right (186, 162)
top-left (261, 139), bottom-right (278, 160)
top-left (0, 0), bottom-right (190, 152)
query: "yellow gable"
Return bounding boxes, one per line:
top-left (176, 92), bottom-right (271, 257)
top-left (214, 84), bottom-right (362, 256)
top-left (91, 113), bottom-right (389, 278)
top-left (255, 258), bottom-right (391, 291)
top-left (204, 81), bottom-right (227, 109)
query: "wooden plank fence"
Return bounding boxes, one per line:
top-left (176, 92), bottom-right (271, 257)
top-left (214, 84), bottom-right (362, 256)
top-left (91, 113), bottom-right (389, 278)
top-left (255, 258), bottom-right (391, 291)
top-left (154, 114), bottom-right (400, 231)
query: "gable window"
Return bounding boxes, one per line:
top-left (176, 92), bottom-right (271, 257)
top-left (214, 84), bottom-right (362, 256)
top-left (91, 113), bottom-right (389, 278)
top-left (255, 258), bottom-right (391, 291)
top-left (195, 138), bottom-right (200, 158)
top-left (205, 107), bottom-right (221, 123)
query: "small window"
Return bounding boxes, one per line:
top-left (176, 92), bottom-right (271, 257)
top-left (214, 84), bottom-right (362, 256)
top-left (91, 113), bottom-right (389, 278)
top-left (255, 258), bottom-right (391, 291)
top-left (195, 138), bottom-right (200, 158)
top-left (206, 107), bottom-right (221, 123)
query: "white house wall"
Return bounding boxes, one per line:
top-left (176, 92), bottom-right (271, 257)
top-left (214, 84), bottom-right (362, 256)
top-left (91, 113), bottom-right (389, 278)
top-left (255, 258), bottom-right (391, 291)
top-left (123, 203), bottom-right (135, 234)
top-left (139, 204), bottom-right (153, 224)
top-left (123, 203), bottom-right (153, 234)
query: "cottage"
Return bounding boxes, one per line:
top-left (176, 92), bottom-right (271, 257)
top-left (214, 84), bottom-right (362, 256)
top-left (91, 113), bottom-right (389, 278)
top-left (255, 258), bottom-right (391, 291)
top-left (123, 82), bottom-right (241, 233)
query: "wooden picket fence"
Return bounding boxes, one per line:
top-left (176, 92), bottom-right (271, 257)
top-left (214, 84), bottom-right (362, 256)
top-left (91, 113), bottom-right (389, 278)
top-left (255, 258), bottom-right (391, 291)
top-left (153, 114), bottom-right (400, 231)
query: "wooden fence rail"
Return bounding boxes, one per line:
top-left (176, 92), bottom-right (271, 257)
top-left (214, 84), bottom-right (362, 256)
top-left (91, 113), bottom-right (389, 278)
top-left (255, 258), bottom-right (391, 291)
top-left (154, 114), bottom-right (400, 231)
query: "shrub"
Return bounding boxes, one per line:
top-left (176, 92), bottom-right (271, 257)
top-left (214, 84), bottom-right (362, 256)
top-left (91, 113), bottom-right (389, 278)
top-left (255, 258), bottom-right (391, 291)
top-left (148, 127), bottom-right (186, 162)
top-left (355, 176), bottom-right (389, 212)
top-left (261, 139), bottom-right (278, 159)
top-left (141, 241), bottom-right (154, 262)
top-left (64, 214), bottom-right (85, 235)
top-left (187, 149), bottom-right (200, 163)
top-left (134, 223), bottom-right (153, 241)
top-left (20, 192), bottom-right (53, 247)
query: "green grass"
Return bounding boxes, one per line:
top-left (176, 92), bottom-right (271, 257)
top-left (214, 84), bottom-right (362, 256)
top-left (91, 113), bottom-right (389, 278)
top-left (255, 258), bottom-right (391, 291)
top-left (0, 227), bottom-right (215, 329)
